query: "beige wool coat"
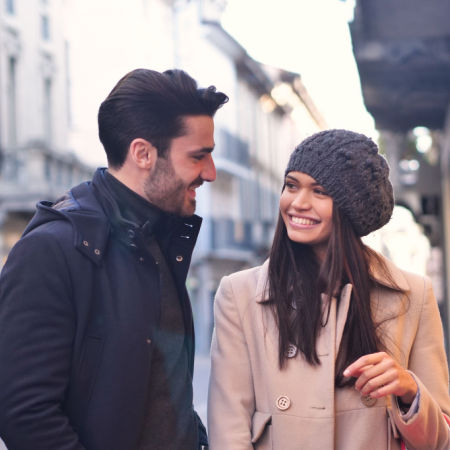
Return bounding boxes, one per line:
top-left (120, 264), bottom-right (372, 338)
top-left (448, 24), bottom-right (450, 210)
top-left (208, 253), bottom-right (450, 450)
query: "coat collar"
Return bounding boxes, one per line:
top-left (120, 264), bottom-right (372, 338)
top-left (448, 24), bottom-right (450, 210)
top-left (255, 260), bottom-right (270, 303)
top-left (256, 250), bottom-right (409, 304)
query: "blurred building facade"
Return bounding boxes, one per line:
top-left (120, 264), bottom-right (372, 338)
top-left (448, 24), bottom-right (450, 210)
top-left (0, 0), bottom-right (94, 265)
top-left (0, 0), bottom-right (325, 353)
top-left (135, 0), bottom-right (327, 352)
top-left (350, 0), bottom-right (450, 350)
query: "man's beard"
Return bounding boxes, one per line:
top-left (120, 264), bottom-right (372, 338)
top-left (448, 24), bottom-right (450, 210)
top-left (143, 156), bottom-right (200, 217)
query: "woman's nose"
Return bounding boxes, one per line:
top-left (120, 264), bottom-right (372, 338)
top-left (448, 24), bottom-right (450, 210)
top-left (291, 190), bottom-right (311, 209)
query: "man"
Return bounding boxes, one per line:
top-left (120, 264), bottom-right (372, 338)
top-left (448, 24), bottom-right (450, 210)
top-left (0, 68), bottom-right (228, 449)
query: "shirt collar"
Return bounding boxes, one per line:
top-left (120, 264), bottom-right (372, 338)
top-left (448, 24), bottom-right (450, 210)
top-left (103, 169), bottom-right (163, 234)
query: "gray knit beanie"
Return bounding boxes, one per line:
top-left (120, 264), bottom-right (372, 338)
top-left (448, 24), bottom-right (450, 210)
top-left (285, 129), bottom-right (394, 237)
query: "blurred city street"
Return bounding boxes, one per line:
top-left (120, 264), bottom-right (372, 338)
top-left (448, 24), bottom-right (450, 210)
top-left (1, 0), bottom-right (450, 448)
top-left (193, 355), bottom-right (212, 426)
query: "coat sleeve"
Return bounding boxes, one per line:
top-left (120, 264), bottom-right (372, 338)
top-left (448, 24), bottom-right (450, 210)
top-left (207, 275), bottom-right (255, 450)
top-left (0, 231), bottom-right (86, 450)
top-left (391, 276), bottom-right (450, 450)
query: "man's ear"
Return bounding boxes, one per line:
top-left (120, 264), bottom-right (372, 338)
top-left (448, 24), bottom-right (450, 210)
top-left (128, 138), bottom-right (157, 169)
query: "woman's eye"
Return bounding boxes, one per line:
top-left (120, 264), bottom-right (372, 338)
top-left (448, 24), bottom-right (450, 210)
top-left (314, 188), bottom-right (328, 196)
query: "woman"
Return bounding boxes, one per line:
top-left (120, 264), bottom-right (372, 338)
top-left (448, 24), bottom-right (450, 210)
top-left (207, 129), bottom-right (450, 449)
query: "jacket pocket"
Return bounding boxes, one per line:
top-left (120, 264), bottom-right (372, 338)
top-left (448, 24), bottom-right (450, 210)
top-left (252, 411), bottom-right (272, 447)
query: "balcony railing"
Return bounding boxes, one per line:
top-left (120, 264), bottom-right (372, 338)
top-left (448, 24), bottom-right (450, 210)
top-left (209, 218), bottom-right (274, 256)
top-left (217, 129), bottom-right (250, 167)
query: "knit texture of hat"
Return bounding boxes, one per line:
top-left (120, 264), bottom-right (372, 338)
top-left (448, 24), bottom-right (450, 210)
top-left (285, 129), bottom-right (394, 236)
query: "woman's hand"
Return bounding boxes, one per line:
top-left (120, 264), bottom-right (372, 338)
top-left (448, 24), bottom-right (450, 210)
top-left (343, 352), bottom-right (418, 405)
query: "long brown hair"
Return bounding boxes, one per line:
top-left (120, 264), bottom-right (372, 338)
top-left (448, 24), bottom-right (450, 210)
top-left (267, 204), bottom-right (390, 387)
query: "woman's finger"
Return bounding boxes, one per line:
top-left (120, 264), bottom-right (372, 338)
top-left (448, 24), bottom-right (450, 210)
top-left (357, 368), bottom-right (397, 396)
top-left (353, 358), bottom-right (394, 391)
top-left (343, 352), bottom-right (386, 377)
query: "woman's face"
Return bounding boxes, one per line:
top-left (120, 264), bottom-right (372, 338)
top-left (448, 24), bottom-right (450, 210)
top-left (280, 171), bottom-right (333, 260)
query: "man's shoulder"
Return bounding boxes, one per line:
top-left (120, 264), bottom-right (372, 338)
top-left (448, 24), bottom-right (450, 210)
top-left (17, 178), bottom-right (110, 264)
top-left (24, 180), bottom-right (102, 233)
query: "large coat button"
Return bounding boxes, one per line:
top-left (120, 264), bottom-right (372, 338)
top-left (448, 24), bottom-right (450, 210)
top-left (361, 394), bottom-right (377, 407)
top-left (276, 395), bottom-right (291, 411)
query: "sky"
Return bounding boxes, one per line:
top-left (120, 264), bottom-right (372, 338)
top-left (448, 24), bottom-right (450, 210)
top-left (221, 0), bottom-right (376, 138)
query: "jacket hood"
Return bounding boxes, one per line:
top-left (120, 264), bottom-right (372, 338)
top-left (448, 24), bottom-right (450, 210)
top-left (23, 180), bottom-right (111, 265)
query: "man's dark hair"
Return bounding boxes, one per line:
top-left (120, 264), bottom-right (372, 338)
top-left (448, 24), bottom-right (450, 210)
top-left (98, 68), bottom-right (229, 168)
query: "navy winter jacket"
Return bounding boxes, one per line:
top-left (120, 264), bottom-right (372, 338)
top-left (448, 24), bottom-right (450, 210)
top-left (0, 169), bottom-right (206, 449)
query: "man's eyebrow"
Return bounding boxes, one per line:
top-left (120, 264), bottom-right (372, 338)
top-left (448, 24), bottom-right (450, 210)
top-left (191, 146), bottom-right (215, 153)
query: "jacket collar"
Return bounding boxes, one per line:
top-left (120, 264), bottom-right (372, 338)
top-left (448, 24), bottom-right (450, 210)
top-left (25, 169), bottom-right (202, 265)
top-left (91, 168), bottom-right (202, 252)
top-left (256, 250), bottom-right (409, 304)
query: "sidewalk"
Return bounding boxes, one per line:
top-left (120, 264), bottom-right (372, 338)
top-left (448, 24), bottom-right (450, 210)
top-left (193, 354), bottom-right (212, 425)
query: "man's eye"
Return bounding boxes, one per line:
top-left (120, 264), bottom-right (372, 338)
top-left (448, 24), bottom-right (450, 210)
top-left (314, 188), bottom-right (328, 196)
top-left (285, 182), bottom-right (296, 189)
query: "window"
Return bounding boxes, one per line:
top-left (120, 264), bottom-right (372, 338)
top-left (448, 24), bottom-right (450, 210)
top-left (5, 0), bottom-right (15, 14)
top-left (44, 155), bottom-right (52, 181)
top-left (64, 41), bottom-right (72, 126)
top-left (41, 15), bottom-right (50, 40)
top-left (43, 77), bottom-right (53, 144)
top-left (7, 56), bottom-right (17, 146)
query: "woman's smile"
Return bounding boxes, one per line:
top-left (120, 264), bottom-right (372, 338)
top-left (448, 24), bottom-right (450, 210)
top-left (289, 215), bottom-right (321, 227)
top-left (280, 172), bottom-right (333, 257)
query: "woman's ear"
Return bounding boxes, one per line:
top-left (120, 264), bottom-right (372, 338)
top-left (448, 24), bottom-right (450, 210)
top-left (128, 138), bottom-right (157, 170)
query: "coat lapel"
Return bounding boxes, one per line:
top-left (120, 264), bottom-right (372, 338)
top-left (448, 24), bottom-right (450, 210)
top-left (335, 284), bottom-right (352, 355)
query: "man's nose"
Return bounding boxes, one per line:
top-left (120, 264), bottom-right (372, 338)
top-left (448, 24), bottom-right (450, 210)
top-left (202, 153), bottom-right (216, 182)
